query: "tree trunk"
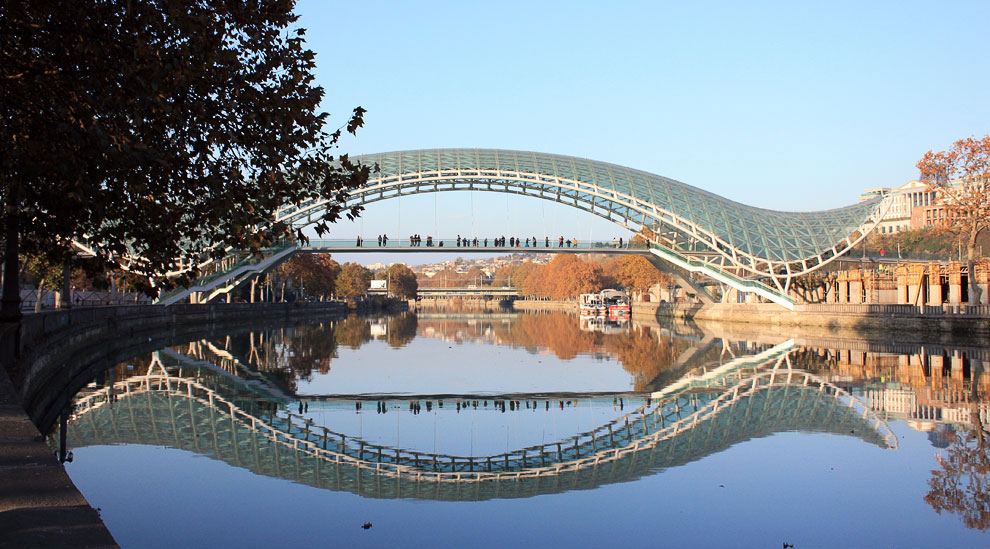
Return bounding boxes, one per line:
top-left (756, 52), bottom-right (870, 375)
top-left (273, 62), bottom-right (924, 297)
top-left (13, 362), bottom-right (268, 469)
top-left (0, 185), bottom-right (22, 321)
top-left (35, 277), bottom-right (44, 313)
top-left (59, 254), bottom-right (71, 309)
top-left (968, 225), bottom-right (983, 305)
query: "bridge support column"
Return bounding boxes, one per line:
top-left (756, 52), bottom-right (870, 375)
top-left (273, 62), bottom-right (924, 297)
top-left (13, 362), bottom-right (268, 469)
top-left (848, 271), bottom-right (864, 304)
top-left (949, 263), bottom-right (963, 305)
top-left (928, 272), bottom-right (944, 306)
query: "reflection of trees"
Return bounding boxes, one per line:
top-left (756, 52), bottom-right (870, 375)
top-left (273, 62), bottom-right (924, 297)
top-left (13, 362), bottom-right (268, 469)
top-left (493, 313), bottom-right (601, 360)
top-left (926, 362), bottom-right (990, 530)
top-left (283, 323), bottom-right (339, 381)
top-left (386, 313), bottom-right (418, 348)
top-left (334, 314), bottom-right (372, 349)
top-left (603, 328), bottom-right (678, 391)
top-left (485, 313), bottom-right (687, 389)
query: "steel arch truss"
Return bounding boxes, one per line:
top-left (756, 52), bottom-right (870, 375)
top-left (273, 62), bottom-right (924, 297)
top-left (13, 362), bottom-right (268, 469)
top-left (274, 149), bottom-right (887, 294)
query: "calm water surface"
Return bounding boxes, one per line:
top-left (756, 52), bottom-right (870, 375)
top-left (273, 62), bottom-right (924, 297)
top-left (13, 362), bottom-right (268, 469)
top-left (50, 311), bottom-right (990, 547)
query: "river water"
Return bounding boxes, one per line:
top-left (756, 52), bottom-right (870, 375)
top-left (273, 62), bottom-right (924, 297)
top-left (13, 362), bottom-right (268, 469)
top-left (50, 310), bottom-right (990, 547)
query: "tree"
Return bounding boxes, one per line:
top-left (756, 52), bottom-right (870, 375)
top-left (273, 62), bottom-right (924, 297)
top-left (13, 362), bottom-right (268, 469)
top-left (335, 263), bottom-right (371, 300)
top-left (609, 256), bottom-right (671, 295)
top-left (0, 0), bottom-right (370, 319)
top-left (278, 254), bottom-right (340, 300)
top-left (21, 253), bottom-right (64, 312)
top-left (380, 263), bottom-right (418, 299)
top-left (917, 135), bottom-right (990, 304)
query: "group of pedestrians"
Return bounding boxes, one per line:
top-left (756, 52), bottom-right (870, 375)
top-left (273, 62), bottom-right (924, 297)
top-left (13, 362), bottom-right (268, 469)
top-left (353, 233), bottom-right (583, 248)
top-left (358, 398), bottom-right (610, 414)
top-left (455, 235), bottom-right (481, 247)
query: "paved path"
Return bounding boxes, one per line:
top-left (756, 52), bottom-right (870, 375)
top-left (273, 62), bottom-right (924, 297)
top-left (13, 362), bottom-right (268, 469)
top-left (0, 357), bottom-right (116, 547)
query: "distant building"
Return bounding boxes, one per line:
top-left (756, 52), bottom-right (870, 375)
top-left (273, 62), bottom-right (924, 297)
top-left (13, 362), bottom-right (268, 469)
top-left (862, 180), bottom-right (940, 234)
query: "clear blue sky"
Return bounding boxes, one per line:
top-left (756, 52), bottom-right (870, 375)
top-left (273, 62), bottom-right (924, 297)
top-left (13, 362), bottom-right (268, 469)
top-left (293, 0), bottom-right (990, 264)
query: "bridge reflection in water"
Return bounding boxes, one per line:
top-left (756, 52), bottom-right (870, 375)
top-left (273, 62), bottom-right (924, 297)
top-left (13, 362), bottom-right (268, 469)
top-left (64, 345), bottom-right (897, 501)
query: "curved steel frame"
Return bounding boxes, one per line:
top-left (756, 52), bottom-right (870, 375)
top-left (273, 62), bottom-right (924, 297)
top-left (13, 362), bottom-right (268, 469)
top-left (274, 149), bottom-right (887, 293)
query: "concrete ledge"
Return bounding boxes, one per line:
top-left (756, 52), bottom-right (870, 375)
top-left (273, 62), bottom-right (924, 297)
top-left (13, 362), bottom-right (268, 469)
top-left (0, 365), bottom-right (116, 546)
top-left (654, 302), bottom-right (990, 338)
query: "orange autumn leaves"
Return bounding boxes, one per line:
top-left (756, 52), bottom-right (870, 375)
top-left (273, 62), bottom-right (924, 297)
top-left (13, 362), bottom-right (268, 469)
top-left (497, 255), bottom-right (670, 299)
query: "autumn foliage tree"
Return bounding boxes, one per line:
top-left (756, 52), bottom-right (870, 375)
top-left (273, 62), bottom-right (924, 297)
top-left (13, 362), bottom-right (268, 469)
top-left (917, 135), bottom-right (990, 304)
top-left (1, 0), bottom-right (370, 318)
top-left (379, 263), bottom-right (418, 299)
top-left (497, 255), bottom-right (669, 300)
top-left (335, 263), bottom-right (372, 300)
top-left (278, 254), bottom-right (340, 300)
top-left (607, 256), bottom-right (671, 295)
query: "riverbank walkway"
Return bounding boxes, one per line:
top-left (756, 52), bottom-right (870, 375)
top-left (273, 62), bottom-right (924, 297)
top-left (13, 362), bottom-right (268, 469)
top-left (0, 340), bottom-right (116, 546)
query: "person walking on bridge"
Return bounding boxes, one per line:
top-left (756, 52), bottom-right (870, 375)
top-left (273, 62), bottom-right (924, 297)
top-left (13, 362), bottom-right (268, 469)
top-left (545, 236), bottom-right (550, 247)
top-left (377, 234), bottom-right (382, 247)
top-left (558, 236), bottom-right (564, 247)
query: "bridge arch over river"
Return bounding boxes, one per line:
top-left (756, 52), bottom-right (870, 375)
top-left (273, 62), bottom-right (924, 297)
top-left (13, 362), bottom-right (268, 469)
top-left (145, 149), bottom-right (887, 308)
top-left (278, 149), bottom-right (884, 306)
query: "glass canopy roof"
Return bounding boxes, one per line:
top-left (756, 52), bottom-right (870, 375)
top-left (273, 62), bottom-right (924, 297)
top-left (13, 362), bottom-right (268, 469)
top-left (354, 148), bottom-right (882, 264)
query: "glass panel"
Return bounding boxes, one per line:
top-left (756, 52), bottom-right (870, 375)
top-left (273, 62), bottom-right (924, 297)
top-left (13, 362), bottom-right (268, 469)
top-left (476, 150), bottom-right (498, 171)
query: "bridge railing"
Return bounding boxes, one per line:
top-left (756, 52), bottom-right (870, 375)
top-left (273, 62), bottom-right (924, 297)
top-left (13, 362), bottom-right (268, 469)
top-left (648, 242), bottom-right (796, 307)
top-left (155, 242), bottom-right (296, 304)
top-left (300, 238), bottom-right (649, 250)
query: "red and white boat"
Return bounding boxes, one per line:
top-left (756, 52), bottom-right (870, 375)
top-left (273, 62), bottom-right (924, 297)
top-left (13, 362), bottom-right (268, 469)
top-left (600, 289), bottom-right (630, 320)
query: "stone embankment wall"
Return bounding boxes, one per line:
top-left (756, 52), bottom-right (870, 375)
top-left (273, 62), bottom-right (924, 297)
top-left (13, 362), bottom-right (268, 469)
top-left (3, 302), bottom-right (347, 430)
top-left (654, 302), bottom-right (990, 337)
top-left (511, 298), bottom-right (990, 338)
top-left (512, 300), bottom-right (578, 313)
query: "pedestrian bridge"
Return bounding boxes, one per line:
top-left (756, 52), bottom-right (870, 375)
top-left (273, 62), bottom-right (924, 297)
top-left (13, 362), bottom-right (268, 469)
top-left (153, 149), bottom-right (887, 309)
top-left (64, 346), bottom-right (896, 501)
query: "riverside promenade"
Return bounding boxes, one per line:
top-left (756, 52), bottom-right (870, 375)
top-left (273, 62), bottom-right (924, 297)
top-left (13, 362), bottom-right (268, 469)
top-left (0, 301), bottom-right (348, 547)
top-left (0, 345), bottom-right (116, 547)
top-left (640, 301), bottom-right (990, 338)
